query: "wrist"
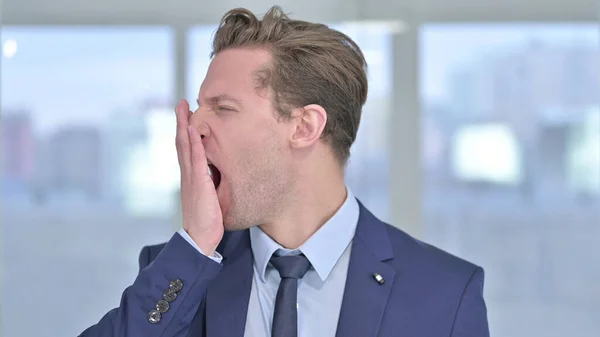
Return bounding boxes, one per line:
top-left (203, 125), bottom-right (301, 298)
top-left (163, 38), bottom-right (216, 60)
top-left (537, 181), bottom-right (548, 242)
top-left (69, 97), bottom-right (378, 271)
top-left (186, 228), bottom-right (221, 256)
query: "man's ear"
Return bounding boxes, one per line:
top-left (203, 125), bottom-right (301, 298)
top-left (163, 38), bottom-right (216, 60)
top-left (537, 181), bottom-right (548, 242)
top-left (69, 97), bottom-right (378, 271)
top-left (290, 104), bottom-right (327, 150)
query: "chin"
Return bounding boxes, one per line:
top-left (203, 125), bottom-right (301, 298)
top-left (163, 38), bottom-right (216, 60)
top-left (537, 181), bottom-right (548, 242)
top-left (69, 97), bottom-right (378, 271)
top-left (222, 207), bottom-right (257, 231)
top-left (222, 219), bottom-right (253, 232)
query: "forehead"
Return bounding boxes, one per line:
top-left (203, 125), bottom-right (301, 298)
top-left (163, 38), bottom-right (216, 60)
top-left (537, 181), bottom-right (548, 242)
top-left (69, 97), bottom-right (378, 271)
top-left (199, 48), bottom-right (272, 100)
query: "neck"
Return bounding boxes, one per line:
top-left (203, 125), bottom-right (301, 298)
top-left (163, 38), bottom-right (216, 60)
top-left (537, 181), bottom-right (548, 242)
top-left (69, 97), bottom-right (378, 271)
top-left (259, 162), bottom-right (347, 249)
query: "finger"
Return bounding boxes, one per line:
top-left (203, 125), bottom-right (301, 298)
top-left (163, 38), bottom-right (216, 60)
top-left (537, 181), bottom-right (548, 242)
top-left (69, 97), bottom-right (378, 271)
top-left (188, 125), bottom-right (212, 185)
top-left (175, 99), bottom-right (192, 178)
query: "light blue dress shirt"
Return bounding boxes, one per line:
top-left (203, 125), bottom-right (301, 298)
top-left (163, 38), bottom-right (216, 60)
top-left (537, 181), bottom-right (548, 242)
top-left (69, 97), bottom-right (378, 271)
top-left (178, 187), bottom-right (360, 337)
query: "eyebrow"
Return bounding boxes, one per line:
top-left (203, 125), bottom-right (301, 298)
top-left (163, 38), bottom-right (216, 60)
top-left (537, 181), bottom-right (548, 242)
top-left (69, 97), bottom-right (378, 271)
top-left (197, 94), bottom-right (242, 107)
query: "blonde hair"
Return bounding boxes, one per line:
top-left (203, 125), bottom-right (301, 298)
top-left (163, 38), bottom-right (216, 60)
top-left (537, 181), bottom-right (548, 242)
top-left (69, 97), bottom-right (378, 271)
top-left (211, 6), bottom-right (368, 163)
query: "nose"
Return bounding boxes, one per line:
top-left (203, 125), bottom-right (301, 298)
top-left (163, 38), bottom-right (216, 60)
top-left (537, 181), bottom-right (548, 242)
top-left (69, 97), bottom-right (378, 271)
top-left (196, 121), bottom-right (211, 139)
top-left (189, 110), bottom-right (211, 139)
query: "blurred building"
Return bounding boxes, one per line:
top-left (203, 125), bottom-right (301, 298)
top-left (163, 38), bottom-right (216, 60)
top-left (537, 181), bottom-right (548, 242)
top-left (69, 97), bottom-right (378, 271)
top-left (121, 104), bottom-right (179, 216)
top-left (567, 107), bottom-right (600, 197)
top-left (101, 99), bottom-right (177, 214)
top-left (449, 40), bottom-right (599, 135)
top-left (102, 108), bottom-right (148, 206)
top-left (1, 110), bottom-right (36, 197)
top-left (35, 126), bottom-right (102, 201)
top-left (438, 41), bottom-right (599, 198)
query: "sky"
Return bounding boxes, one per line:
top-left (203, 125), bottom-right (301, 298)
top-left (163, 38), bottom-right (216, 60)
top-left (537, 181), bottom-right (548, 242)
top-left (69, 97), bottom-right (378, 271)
top-left (1, 23), bottom-right (598, 135)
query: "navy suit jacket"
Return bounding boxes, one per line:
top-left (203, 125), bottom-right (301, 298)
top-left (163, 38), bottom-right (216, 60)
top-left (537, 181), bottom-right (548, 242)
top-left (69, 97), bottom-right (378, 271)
top-left (80, 202), bottom-right (489, 336)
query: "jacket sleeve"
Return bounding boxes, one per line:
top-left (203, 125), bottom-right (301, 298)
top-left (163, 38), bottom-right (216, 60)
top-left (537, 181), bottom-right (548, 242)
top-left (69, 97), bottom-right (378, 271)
top-left (450, 267), bottom-right (490, 337)
top-left (78, 232), bottom-right (222, 337)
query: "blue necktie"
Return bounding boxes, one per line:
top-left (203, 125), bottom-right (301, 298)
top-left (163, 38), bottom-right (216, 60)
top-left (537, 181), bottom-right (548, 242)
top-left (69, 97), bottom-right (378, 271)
top-left (270, 254), bottom-right (311, 337)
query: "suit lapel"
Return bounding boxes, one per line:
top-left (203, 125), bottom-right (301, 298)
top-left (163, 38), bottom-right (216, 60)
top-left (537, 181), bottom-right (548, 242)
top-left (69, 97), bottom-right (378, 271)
top-left (204, 230), bottom-right (254, 337)
top-left (335, 202), bottom-right (396, 337)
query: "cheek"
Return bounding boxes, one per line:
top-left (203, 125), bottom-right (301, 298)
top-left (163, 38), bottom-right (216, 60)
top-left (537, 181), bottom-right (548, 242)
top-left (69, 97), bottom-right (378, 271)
top-left (222, 116), bottom-right (288, 168)
top-left (232, 129), bottom-right (286, 165)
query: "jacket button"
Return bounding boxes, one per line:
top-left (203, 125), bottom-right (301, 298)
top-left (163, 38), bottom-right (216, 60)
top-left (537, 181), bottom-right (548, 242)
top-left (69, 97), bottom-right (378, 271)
top-left (163, 289), bottom-right (177, 302)
top-left (148, 310), bottom-right (161, 324)
top-left (156, 299), bottom-right (170, 313)
top-left (169, 279), bottom-right (183, 292)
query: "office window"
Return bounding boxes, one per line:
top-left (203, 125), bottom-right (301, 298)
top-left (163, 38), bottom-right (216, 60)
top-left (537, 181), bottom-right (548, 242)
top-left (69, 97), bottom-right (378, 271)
top-left (420, 23), bottom-right (600, 337)
top-left (187, 22), bottom-right (394, 222)
top-left (333, 22), bottom-right (394, 223)
top-left (1, 26), bottom-right (175, 336)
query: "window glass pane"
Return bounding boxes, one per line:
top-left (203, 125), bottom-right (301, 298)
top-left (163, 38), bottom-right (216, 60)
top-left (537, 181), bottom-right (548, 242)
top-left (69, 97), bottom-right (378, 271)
top-left (187, 26), bottom-right (215, 104)
top-left (333, 22), bottom-right (394, 223)
top-left (187, 23), bottom-right (394, 222)
top-left (1, 26), bottom-right (175, 336)
top-left (420, 23), bottom-right (600, 337)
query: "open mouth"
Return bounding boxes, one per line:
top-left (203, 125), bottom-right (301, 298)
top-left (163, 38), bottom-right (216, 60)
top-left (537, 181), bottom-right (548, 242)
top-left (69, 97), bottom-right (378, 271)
top-left (207, 163), bottom-right (221, 189)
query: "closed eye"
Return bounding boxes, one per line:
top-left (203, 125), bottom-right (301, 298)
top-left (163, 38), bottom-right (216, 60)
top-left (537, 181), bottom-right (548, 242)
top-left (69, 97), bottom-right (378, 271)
top-left (217, 106), bottom-right (236, 113)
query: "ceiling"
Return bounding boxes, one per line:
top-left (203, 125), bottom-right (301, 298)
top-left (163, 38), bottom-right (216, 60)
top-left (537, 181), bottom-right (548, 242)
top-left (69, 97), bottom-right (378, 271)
top-left (2, 0), bottom-right (598, 25)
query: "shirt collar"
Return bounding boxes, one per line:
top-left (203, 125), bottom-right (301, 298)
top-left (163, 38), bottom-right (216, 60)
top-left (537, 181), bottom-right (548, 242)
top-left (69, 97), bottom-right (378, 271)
top-left (249, 187), bottom-right (360, 283)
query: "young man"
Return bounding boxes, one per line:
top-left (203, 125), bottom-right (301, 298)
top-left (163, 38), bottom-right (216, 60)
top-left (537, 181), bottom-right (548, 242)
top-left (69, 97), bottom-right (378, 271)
top-left (80, 6), bottom-right (489, 337)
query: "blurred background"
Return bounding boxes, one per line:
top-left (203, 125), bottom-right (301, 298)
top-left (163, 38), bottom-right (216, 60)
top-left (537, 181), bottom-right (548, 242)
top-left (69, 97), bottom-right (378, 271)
top-left (1, 0), bottom-right (598, 336)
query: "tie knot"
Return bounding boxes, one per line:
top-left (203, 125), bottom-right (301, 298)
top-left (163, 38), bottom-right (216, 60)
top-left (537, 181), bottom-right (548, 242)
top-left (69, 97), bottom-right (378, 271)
top-left (270, 254), bottom-right (311, 280)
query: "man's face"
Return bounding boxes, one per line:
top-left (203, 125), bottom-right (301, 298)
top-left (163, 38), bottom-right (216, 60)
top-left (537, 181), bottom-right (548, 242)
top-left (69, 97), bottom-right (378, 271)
top-left (190, 48), bottom-right (296, 230)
